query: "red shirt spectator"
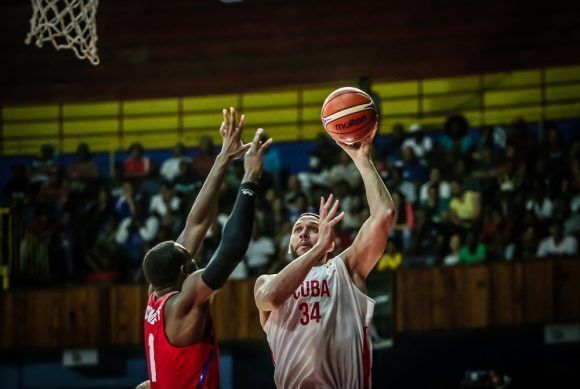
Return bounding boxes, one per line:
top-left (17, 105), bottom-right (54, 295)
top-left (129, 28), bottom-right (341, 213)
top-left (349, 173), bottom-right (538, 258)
top-left (124, 143), bottom-right (151, 179)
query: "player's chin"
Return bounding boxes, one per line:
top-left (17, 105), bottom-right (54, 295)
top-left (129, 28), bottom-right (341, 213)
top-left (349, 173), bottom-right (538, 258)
top-left (296, 245), bottom-right (312, 255)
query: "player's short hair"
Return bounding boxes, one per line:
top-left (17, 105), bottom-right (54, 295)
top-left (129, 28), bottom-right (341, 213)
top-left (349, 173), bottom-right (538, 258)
top-left (143, 241), bottom-right (194, 288)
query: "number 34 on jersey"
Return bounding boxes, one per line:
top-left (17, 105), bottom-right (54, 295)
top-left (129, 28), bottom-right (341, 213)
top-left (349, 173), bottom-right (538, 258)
top-left (293, 279), bottom-right (330, 326)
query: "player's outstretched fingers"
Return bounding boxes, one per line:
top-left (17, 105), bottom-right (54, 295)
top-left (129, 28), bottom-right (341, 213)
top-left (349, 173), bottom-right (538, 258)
top-left (329, 211), bottom-right (345, 227)
top-left (251, 128), bottom-right (263, 151)
top-left (321, 194), bottom-right (334, 218)
top-left (219, 121), bottom-right (226, 137)
top-left (223, 108), bottom-right (231, 133)
top-left (328, 199), bottom-right (340, 218)
top-left (236, 114), bottom-right (245, 132)
top-left (229, 107), bottom-right (237, 132)
top-left (258, 138), bottom-right (273, 155)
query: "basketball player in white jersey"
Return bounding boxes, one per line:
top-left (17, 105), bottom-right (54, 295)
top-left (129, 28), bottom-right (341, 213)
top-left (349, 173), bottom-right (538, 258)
top-left (254, 127), bottom-right (395, 388)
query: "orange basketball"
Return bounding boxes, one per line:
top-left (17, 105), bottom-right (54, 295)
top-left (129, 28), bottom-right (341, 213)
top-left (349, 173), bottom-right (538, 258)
top-left (321, 87), bottom-right (377, 144)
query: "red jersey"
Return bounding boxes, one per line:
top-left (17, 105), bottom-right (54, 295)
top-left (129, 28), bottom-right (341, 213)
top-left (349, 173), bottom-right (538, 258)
top-left (144, 291), bottom-right (219, 389)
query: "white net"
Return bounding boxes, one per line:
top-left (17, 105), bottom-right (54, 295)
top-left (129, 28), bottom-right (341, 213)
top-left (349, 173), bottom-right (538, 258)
top-left (25, 0), bottom-right (100, 65)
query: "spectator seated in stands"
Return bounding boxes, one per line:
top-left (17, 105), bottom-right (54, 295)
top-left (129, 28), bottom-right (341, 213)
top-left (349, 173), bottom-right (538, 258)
top-left (537, 220), bottom-right (578, 258)
top-left (480, 206), bottom-right (514, 260)
top-left (421, 184), bottom-right (449, 225)
top-left (379, 123), bottom-right (405, 163)
top-left (525, 184), bottom-right (555, 221)
top-left (419, 167), bottom-right (451, 206)
top-left (287, 192), bottom-right (311, 224)
top-left (297, 154), bottom-right (331, 192)
top-left (438, 114), bottom-right (475, 161)
top-left (173, 159), bottom-right (201, 199)
top-left (395, 145), bottom-right (428, 189)
top-left (123, 142), bottom-right (150, 180)
top-left (37, 169), bottom-right (69, 215)
top-left (160, 143), bottom-right (191, 183)
top-left (449, 178), bottom-right (481, 229)
top-left (3, 163), bottom-right (31, 208)
top-left (115, 202), bottom-right (159, 280)
top-left (401, 123), bottom-right (433, 161)
top-left (311, 132), bottom-right (338, 171)
top-left (389, 191), bottom-right (415, 251)
top-left (386, 166), bottom-right (417, 205)
top-left (458, 230), bottom-right (487, 265)
top-left (477, 125), bottom-right (507, 152)
top-left (565, 194), bottom-right (580, 237)
top-left (260, 132), bottom-right (282, 190)
top-left (342, 194), bottom-right (369, 233)
top-left (245, 223), bottom-right (276, 277)
top-left (66, 142), bottom-right (99, 192)
top-left (443, 233), bottom-right (462, 266)
top-left (149, 181), bottom-right (181, 236)
top-left (506, 117), bottom-right (538, 172)
top-left (283, 174), bottom-right (309, 209)
top-left (406, 209), bottom-right (444, 266)
top-left (191, 135), bottom-right (217, 180)
top-left (30, 144), bottom-right (59, 188)
top-left (329, 150), bottom-right (362, 188)
top-left (376, 238), bottom-right (403, 271)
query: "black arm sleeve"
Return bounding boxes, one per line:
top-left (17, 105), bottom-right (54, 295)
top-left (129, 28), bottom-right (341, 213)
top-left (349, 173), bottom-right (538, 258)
top-left (201, 181), bottom-right (258, 290)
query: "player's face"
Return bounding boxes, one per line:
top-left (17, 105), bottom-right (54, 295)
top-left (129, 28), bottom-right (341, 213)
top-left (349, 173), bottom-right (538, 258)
top-left (290, 216), bottom-right (320, 258)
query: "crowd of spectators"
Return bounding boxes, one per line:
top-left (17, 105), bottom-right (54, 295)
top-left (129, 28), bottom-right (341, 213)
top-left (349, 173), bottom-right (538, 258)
top-left (3, 115), bottom-right (579, 286)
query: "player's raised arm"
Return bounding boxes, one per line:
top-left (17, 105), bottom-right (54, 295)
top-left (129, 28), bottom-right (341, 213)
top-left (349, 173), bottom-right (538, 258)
top-left (254, 195), bottom-right (344, 314)
top-left (175, 107), bottom-right (251, 256)
top-left (336, 126), bottom-right (396, 279)
top-left (175, 129), bottom-right (272, 308)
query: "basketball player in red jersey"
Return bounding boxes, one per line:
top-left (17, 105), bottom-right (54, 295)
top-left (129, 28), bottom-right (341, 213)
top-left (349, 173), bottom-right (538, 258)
top-left (136, 108), bottom-right (272, 389)
top-left (254, 126), bottom-right (395, 388)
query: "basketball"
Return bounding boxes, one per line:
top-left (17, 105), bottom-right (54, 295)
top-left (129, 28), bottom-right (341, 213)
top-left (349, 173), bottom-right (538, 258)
top-left (321, 87), bottom-right (378, 144)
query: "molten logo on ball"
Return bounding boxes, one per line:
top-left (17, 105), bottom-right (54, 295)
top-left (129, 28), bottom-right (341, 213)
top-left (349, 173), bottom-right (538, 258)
top-left (335, 115), bottom-right (367, 131)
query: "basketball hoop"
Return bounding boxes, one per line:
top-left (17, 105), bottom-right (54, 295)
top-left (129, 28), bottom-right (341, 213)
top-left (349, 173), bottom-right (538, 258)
top-left (25, 0), bottom-right (100, 65)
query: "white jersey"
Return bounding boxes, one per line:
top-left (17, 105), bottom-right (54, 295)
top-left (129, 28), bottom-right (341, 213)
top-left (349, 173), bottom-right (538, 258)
top-left (263, 255), bottom-right (375, 389)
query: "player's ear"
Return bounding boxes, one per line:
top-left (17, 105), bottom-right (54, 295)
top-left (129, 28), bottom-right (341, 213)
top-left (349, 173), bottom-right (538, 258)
top-left (327, 241), bottom-right (335, 253)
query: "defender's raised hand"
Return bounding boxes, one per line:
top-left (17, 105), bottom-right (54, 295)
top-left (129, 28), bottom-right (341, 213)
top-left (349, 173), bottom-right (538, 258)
top-left (242, 128), bottom-right (273, 184)
top-left (219, 107), bottom-right (251, 161)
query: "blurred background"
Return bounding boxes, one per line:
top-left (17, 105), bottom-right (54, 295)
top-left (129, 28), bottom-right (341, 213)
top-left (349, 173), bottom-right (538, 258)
top-left (1, 0), bottom-right (580, 388)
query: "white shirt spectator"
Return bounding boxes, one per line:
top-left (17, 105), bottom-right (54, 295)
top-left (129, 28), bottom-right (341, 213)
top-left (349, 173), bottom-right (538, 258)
top-left (537, 235), bottom-right (577, 257)
top-left (526, 198), bottom-right (554, 220)
top-left (246, 236), bottom-right (276, 269)
top-left (399, 181), bottom-right (417, 205)
top-left (230, 262), bottom-right (248, 280)
top-left (401, 124), bottom-right (433, 159)
top-left (420, 180), bottom-right (451, 203)
top-left (443, 253), bottom-right (459, 266)
top-left (149, 194), bottom-right (181, 217)
top-left (115, 216), bottom-right (160, 244)
top-left (160, 156), bottom-right (191, 182)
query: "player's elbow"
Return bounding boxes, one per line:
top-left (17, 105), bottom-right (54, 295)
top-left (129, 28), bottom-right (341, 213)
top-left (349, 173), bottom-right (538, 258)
top-left (375, 208), bottom-right (396, 230)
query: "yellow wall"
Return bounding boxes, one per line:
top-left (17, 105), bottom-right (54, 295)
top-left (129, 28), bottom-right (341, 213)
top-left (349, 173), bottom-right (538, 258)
top-left (2, 65), bottom-right (580, 156)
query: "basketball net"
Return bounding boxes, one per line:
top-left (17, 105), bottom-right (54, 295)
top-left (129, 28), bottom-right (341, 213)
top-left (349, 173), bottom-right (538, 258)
top-left (25, 0), bottom-right (100, 65)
